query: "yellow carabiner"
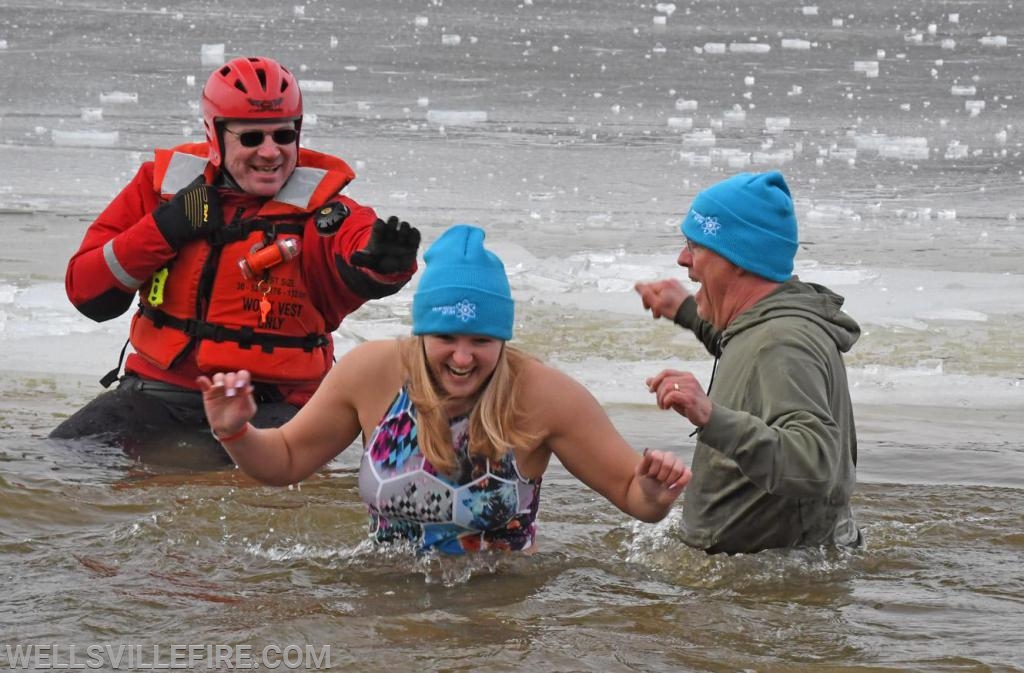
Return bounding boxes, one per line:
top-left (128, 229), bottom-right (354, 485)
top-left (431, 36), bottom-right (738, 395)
top-left (147, 267), bottom-right (169, 306)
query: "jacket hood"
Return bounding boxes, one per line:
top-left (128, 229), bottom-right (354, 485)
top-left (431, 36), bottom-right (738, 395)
top-left (722, 277), bottom-right (860, 353)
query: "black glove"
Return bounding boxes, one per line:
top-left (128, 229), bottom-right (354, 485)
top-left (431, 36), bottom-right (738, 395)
top-left (349, 216), bottom-right (421, 274)
top-left (152, 176), bottom-right (223, 250)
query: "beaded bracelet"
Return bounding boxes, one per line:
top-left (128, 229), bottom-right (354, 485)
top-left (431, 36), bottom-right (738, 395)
top-left (211, 423), bottom-right (250, 443)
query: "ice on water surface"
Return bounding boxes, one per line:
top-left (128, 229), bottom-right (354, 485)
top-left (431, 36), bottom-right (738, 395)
top-left (97, 91), bottom-right (137, 104)
top-left (50, 130), bottom-right (119, 147)
top-left (199, 43), bottom-right (224, 67)
top-left (0, 0), bottom-right (1021, 412)
top-left (299, 80), bottom-right (334, 93)
top-left (425, 110), bottom-right (488, 125)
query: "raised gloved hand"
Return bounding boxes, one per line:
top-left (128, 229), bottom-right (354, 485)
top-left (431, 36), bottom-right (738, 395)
top-left (152, 176), bottom-right (223, 250)
top-left (349, 216), bottom-right (421, 274)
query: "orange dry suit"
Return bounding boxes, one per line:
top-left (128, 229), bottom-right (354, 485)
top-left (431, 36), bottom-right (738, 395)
top-left (64, 142), bottom-right (415, 406)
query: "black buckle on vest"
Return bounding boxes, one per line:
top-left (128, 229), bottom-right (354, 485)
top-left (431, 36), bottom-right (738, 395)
top-left (300, 333), bottom-right (328, 353)
top-left (179, 319), bottom-right (227, 344)
top-left (150, 310), bottom-right (169, 328)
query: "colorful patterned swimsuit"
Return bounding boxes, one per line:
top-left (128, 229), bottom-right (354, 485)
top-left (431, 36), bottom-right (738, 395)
top-left (358, 387), bottom-right (542, 554)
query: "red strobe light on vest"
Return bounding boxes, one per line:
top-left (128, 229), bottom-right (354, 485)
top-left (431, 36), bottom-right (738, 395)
top-left (238, 239), bottom-right (301, 280)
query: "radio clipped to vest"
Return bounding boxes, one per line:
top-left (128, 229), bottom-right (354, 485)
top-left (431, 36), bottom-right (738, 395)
top-left (237, 238), bottom-right (301, 280)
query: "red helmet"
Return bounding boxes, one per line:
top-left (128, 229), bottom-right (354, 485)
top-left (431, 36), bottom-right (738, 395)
top-left (201, 56), bottom-right (303, 166)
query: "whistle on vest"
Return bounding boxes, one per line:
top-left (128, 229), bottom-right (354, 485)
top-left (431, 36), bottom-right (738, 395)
top-left (147, 267), bottom-right (169, 306)
top-left (238, 238), bottom-right (301, 280)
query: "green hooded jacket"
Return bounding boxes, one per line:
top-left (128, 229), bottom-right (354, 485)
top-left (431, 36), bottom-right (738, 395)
top-left (674, 277), bottom-right (862, 554)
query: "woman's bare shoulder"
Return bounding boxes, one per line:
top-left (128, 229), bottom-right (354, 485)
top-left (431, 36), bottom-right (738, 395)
top-left (512, 355), bottom-right (607, 446)
top-left (340, 338), bottom-right (403, 360)
top-left (516, 355), bottom-right (582, 403)
top-left (332, 339), bottom-right (406, 383)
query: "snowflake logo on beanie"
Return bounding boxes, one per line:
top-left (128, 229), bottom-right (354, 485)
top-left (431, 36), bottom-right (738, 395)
top-left (454, 299), bottom-right (477, 322)
top-left (690, 209), bottom-right (721, 237)
top-left (431, 299), bottom-right (478, 323)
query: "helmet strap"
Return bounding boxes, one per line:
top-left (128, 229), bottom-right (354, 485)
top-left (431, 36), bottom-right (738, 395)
top-left (214, 121), bottom-right (228, 169)
top-left (212, 121), bottom-right (242, 191)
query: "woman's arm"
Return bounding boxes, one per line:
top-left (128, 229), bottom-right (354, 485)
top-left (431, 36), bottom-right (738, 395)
top-left (527, 363), bottom-right (691, 522)
top-left (199, 340), bottom-right (398, 486)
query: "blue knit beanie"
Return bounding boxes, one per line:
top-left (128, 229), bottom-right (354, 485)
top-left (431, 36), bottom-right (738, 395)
top-left (681, 171), bottom-right (798, 282)
top-left (412, 225), bottom-right (514, 340)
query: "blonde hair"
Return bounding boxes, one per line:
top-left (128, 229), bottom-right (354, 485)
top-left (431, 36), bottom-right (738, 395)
top-left (399, 336), bottom-right (540, 473)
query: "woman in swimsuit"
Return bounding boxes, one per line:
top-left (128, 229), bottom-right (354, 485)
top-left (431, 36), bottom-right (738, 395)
top-left (199, 224), bottom-right (691, 554)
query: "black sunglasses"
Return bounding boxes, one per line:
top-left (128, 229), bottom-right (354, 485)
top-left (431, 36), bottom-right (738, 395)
top-left (224, 128), bottom-right (298, 148)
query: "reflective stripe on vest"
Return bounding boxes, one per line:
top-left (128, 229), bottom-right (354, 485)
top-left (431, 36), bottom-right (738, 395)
top-left (159, 151), bottom-right (327, 211)
top-left (276, 167), bottom-right (329, 208)
top-left (162, 153), bottom-right (209, 195)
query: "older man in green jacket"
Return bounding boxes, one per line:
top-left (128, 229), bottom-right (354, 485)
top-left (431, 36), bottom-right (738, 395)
top-left (636, 171), bottom-right (862, 554)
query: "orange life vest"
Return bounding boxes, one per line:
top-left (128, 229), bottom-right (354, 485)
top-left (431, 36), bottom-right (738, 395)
top-left (128, 144), bottom-right (355, 384)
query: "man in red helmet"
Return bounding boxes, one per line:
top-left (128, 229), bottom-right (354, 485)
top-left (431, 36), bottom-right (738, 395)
top-left (51, 56), bottom-right (421, 468)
